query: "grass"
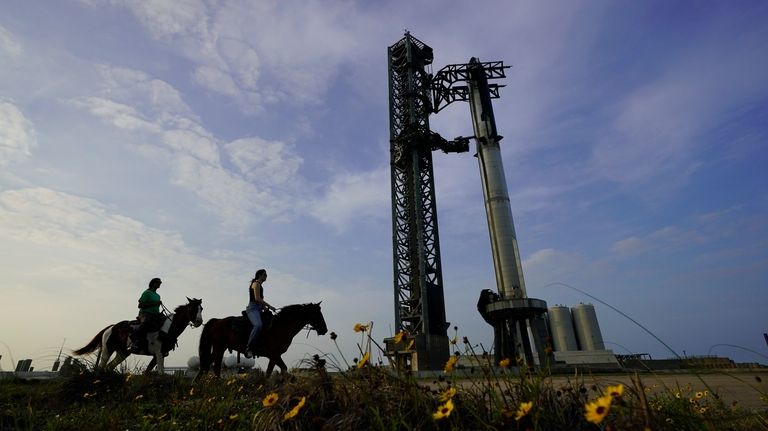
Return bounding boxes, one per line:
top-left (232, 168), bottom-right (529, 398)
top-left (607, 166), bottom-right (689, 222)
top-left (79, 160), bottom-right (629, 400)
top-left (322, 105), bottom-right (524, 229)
top-left (1, 359), bottom-right (766, 429)
top-left (1, 326), bottom-right (767, 430)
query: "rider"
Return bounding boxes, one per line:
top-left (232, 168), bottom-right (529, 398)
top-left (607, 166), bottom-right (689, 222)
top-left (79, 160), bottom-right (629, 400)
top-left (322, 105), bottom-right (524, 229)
top-left (245, 269), bottom-right (276, 358)
top-left (130, 277), bottom-right (165, 353)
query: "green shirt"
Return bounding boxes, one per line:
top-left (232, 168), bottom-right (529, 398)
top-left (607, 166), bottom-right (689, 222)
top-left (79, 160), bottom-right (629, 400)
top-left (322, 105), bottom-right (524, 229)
top-left (138, 289), bottom-right (161, 314)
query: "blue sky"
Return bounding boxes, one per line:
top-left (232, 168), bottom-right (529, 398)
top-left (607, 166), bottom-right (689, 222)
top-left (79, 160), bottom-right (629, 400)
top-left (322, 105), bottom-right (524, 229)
top-left (1, 0), bottom-right (767, 371)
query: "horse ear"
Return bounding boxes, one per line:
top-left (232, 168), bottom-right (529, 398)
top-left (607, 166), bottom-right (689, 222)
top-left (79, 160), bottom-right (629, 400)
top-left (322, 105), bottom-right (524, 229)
top-left (187, 296), bottom-right (192, 302)
top-left (316, 301), bottom-right (322, 306)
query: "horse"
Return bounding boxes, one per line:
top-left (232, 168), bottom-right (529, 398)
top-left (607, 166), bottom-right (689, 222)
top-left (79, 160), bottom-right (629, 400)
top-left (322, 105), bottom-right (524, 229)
top-left (197, 302), bottom-right (327, 378)
top-left (73, 297), bottom-right (203, 374)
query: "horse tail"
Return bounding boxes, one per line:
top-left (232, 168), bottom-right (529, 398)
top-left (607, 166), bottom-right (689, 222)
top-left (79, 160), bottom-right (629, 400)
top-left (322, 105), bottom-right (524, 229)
top-left (198, 319), bottom-right (217, 371)
top-left (73, 324), bottom-right (112, 355)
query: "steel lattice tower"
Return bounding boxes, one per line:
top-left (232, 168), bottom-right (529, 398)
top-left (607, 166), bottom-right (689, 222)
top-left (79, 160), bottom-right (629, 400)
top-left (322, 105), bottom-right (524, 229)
top-left (387, 33), bottom-right (451, 370)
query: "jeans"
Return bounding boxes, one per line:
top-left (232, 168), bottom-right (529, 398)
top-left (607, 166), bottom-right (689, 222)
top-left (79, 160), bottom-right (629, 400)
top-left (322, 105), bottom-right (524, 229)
top-left (246, 302), bottom-right (263, 350)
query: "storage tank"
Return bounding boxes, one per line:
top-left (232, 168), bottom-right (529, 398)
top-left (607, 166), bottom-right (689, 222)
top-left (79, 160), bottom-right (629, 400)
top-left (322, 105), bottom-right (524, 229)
top-left (547, 306), bottom-right (579, 351)
top-left (571, 303), bottom-right (605, 351)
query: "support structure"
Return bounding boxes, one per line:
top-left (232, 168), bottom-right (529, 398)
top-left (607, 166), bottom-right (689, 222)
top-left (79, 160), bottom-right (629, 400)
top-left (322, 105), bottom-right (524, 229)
top-left (387, 33), bottom-right (466, 370)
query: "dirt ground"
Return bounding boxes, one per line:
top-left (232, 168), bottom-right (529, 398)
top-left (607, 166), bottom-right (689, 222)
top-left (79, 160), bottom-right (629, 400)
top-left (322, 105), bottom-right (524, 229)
top-left (543, 370), bottom-right (768, 411)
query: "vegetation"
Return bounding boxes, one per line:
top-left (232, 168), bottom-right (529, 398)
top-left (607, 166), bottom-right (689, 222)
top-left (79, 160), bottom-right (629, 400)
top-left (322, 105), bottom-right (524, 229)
top-left (2, 327), bottom-right (767, 430)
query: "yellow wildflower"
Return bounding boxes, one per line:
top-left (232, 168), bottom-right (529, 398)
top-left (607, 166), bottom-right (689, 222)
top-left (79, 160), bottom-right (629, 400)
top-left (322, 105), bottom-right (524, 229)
top-left (262, 392), bottom-right (279, 408)
top-left (515, 401), bottom-right (533, 421)
top-left (584, 395), bottom-right (612, 424)
top-left (189, 387), bottom-right (195, 396)
top-left (498, 358), bottom-right (511, 368)
top-left (393, 331), bottom-right (405, 343)
top-left (605, 384), bottom-right (624, 398)
top-left (283, 396), bottom-right (306, 421)
top-left (134, 394), bottom-right (144, 401)
top-left (695, 391), bottom-right (704, 399)
top-left (353, 323), bottom-right (369, 333)
top-left (444, 355), bottom-right (459, 373)
top-left (439, 387), bottom-right (457, 402)
top-left (405, 339), bottom-right (415, 350)
top-left (357, 351), bottom-right (370, 368)
top-left (229, 414), bottom-right (239, 420)
top-left (432, 398), bottom-right (454, 420)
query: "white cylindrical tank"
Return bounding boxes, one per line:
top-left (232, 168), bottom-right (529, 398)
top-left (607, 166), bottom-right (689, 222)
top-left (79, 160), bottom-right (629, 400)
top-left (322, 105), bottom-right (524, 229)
top-left (223, 355), bottom-right (255, 369)
top-left (547, 306), bottom-right (579, 351)
top-left (571, 303), bottom-right (605, 351)
top-left (187, 356), bottom-right (200, 370)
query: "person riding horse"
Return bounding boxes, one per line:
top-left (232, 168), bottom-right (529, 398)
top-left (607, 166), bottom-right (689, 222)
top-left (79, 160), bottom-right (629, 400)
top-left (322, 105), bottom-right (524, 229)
top-left (245, 269), bottom-right (277, 358)
top-left (130, 277), bottom-right (165, 353)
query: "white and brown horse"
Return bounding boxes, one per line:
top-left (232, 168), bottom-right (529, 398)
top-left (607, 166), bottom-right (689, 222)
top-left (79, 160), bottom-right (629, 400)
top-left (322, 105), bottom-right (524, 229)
top-left (74, 298), bottom-right (203, 374)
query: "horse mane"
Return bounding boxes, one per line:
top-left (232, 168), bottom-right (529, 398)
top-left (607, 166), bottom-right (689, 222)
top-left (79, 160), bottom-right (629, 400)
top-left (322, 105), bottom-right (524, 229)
top-left (273, 303), bottom-right (314, 322)
top-left (173, 299), bottom-right (200, 314)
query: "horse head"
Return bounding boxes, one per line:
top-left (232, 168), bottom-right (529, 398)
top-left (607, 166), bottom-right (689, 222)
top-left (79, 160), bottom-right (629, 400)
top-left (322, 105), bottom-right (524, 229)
top-left (185, 297), bottom-right (204, 327)
top-left (306, 302), bottom-right (328, 335)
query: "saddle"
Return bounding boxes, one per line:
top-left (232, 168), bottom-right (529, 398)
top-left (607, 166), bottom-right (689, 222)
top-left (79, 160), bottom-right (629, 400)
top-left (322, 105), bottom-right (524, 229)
top-left (228, 309), bottom-right (274, 352)
top-left (129, 315), bottom-right (173, 355)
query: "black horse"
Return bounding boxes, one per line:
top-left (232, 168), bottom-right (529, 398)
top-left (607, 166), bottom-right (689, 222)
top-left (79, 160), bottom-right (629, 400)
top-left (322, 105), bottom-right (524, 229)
top-left (73, 298), bottom-right (203, 374)
top-left (197, 302), bottom-right (327, 378)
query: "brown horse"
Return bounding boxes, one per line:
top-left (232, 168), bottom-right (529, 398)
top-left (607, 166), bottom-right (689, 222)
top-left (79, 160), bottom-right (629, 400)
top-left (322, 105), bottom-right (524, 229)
top-left (197, 302), bottom-right (327, 378)
top-left (73, 298), bottom-right (203, 374)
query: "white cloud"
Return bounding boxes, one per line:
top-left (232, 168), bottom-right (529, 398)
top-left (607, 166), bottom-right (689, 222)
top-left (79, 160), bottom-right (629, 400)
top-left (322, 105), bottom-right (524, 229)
top-left (0, 25), bottom-right (22, 57)
top-left (612, 225), bottom-right (708, 256)
top-left (71, 97), bottom-right (159, 132)
top-left (162, 129), bottom-right (220, 165)
top-left (101, 0), bottom-right (209, 40)
top-left (590, 20), bottom-right (768, 190)
top-left (82, 0), bottom-right (366, 108)
top-left (225, 137), bottom-right (302, 186)
top-left (193, 65), bottom-right (239, 96)
top-left (310, 167), bottom-right (390, 231)
top-left (99, 66), bottom-right (195, 119)
top-left (0, 101), bottom-right (36, 165)
top-left (69, 65), bottom-right (312, 227)
top-left (523, 248), bottom-right (586, 284)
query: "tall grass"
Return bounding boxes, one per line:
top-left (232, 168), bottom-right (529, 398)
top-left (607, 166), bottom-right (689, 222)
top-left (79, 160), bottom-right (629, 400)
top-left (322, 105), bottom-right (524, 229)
top-left (1, 325), bottom-right (766, 431)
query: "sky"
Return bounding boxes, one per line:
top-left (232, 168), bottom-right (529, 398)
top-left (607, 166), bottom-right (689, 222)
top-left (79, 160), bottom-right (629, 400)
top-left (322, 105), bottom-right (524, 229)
top-left (1, 0), bottom-right (767, 372)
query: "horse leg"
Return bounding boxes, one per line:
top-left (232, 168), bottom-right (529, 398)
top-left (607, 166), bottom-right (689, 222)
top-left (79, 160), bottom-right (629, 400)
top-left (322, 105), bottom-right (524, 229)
top-left (156, 352), bottom-right (165, 374)
top-left (212, 345), bottom-right (226, 377)
top-left (274, 357), bottom-right (288, 374)
top-left (145, 357), bottom-right (157, 373)
top-left (144, 333), bottom-right (163, 374)
top-left (99, 327), bottom-right (114, 369)
top-left (107, 352), bottom-right (127, 370)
